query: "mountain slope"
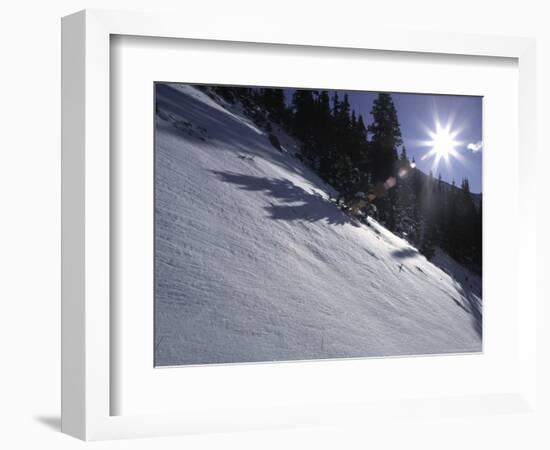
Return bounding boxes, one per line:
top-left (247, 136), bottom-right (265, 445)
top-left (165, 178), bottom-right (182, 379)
top-left (414, 168), bottom-right (482, 207)
top-left (154, 83), bottom-right (482, 366)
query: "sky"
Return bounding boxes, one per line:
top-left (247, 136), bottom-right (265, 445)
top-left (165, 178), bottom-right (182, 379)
top-left (285, 89), bottom-right (483, 194)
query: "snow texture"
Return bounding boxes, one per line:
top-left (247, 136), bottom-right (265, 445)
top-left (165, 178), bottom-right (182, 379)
top-left (154, 83), bottom-right (482, 366)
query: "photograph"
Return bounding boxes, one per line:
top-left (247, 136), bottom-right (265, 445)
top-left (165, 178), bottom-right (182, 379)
top-left (1, 1), bottom-right (542, 446)
top-left (154, 83), bottom-right (483, 366)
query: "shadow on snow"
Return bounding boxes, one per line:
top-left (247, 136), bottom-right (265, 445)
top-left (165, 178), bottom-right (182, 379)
top-left (430, 253), bottom-right (483, 339)
top-left (391, 248), bottom-right (419, 259)
top-left (450, 279), bottom-right (483, 339)
top-left (211, 170), bottom-right (353, 226)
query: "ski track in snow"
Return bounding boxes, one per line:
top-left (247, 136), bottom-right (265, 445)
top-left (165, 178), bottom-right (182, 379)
top-left (154, 83), bottom-right (482, 366)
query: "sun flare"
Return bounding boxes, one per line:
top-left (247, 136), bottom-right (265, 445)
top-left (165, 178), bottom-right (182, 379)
top-left (421, 120), bottom-right (463, 171)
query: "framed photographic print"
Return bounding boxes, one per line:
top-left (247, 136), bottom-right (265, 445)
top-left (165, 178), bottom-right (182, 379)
top-left (62, 9), bottom-right (538, 441)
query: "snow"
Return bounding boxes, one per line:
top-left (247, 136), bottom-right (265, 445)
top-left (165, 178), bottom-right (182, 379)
top-left (154, 84), bottom-right (482, 366)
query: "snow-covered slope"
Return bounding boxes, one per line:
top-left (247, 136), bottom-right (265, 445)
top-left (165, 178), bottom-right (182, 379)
top-left (154, 84), bottom-right (482, 366)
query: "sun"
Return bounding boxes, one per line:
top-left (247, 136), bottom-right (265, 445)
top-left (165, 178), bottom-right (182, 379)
top-left (421, 121), bottom-right (463, 171)
top-left (430, 127), bottom-right (457, 158)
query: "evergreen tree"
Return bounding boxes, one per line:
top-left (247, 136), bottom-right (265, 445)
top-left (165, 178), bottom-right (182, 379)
top-left (260, 88), bottom-right (288, 124)
top-left (368, 93), bottom-right (402, 182)
top-left (367, 93), bottom-right (403, 230)
top-left (291, 90), bottom-right (317, 156)
top-left (315, 90), bottom-right (336, 177)
top-left (395, 147), bottom-right (417, 238)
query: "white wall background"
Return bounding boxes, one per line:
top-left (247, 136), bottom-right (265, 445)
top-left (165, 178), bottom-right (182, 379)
top-left (0, 1), bottom-right (548, 448)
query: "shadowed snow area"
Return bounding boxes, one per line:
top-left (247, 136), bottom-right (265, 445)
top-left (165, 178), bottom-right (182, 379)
top-left (154, 84), bottom-right (482, 366)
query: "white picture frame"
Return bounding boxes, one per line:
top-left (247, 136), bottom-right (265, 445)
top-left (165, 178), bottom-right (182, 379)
top-left (61, 9), bottom-right (538, 441)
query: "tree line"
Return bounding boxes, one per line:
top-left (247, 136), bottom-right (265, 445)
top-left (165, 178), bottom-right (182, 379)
top-left (203, 85), bottom-right (482, 273)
